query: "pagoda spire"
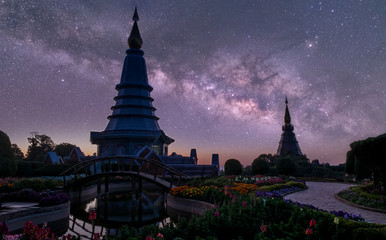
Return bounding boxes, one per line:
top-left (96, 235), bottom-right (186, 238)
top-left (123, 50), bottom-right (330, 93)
top-left (284, 97), bottom-right (291, 124)
top-left (276, 97), bottom-right (303, 156)
top-left (128, 7), bottom-right (143, 49)
top-left (90, 7), bottom-right (174, 157)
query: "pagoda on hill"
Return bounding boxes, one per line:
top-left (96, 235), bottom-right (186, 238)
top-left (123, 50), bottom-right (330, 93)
top-left (90, 8), bottom-right (174, 157)
top-left (276, 98), bottom-right (303, 156)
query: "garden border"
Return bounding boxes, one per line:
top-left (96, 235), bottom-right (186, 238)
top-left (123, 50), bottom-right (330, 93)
top-left (280, 186), bottom-right (308, 196)
top-left (334, 194), bottom-right (386, 214)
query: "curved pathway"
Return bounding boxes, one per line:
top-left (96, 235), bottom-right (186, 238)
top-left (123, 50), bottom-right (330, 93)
top-left (285, 182), bottom-right (386, 225)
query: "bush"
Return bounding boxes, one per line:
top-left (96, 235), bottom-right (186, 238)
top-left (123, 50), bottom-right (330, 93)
top-left (0, 177), bottom-right (62, 193)
top-left (126, 196), bottom-right (385, 240)
top-left (276, 156), bottom-right (296, 176)
top-left (337, 182), bottom-right (386, 211)
top-left (224, 159), bottom-right (242, 176)
top-left (33, 164), bottom-right (72, 176)
top-left (0, 131), bottom-right (18, 177)
top-left (257, 181), bottom-right (306, 192)
top-left (15, 161), bottom-right (44, 177)
top-left (252, 158), bottom-right (270, 175)
top-left (39, 190), bottom-right (69, 206)
top-left (353, 227), bottom-right (386, 240)
top-left (187, 176), bottom-right (233, 187)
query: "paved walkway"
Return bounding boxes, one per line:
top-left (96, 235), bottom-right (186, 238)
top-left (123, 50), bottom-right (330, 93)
top-left (285, 182), bottom-right (386, 225)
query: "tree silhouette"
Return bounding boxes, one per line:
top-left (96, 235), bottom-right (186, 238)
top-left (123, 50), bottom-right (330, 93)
top-left (224, 159), bottom-right (242, 176)
top-left (26, 134), bottom-right (55, 162)
top-left (0, 130), bottom-right (18, 176)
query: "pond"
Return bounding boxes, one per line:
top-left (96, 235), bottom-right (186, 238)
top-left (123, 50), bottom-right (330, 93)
top-left (65, 181), bottom-right (170, 239)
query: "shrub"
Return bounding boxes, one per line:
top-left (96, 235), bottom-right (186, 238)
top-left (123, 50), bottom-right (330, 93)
top-left (276, 156), bottom-right (296, 176)
top-left (33, 164), bottom-right (72, 176)
top-left (0, 131), bottom-right (18, 177)
top-left (39, 191), bottom-right (69, 206)
top-left (337, 183), bottom-right (386, 211)
top-left (224, 159), bottom-right (242, 176)
top-left (252, 158), bottom-right (270, 175)
top-left (15, 161), bottom-right (44, 177)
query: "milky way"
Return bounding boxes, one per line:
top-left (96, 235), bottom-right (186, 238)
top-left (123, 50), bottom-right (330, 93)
top-left (1, 0), bottom-right (385, 166)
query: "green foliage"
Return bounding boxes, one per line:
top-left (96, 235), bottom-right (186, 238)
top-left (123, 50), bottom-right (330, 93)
top-left (257, 181), bottom-right (306, 192)
top-left (350, 133), bottom-right (386, 191)
top-left (0, 177), bottom-right (62, 193)
top-left (15, 160), bottom-right (44, 177)
top-left (115, 196), bottom-right (386, 240)
top-left (11, 143), bottom-right (24, 161)
top-left (54, 142), bottom-right (76, 158)
top-left (352, 227), bottom-right (386, 240)
top-left (224, 159), bottom-right (242, 176)
top-left (338, 182), bottom-right (386, 211)
top-left (187, 176), bottom-right (233, 187)
top-left (353, 156), bottom-right (372, 180)
top-left (252, 157), bottom-right (270, 175)
top-left (267, 167), bottom-right (278, 176)
top-left (242, 165), bottom-right (253, 176)
top-left (0, 130), bottom-right (18, 176)
top-left (276, 156), bottom-right (296, 176)
top-left (345, 150), bottom-right (355, 174)
top-left (33, 164), bottom-right (72, 176)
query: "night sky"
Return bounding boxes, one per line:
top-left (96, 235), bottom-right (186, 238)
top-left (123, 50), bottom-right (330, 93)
top-left (1, 0), bottom-right (385, 166)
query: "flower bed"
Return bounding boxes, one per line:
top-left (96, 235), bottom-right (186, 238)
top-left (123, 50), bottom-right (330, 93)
top-left (0, 189), bottom-right (68, 206)
top-left (337, 182), bottom-right (385, 211)
top-left (256, 180), bottom-right (306, 193)
top-left (235, 175), bottom-right (285, 185)
top-left (170, 183), bottom-right (258, 205)
top-left (108, 195), bottom-right (386, 240)
top-left (0, 178), bottom-right (63, 193)
top-left (0, 221), bottom-right (79, 240)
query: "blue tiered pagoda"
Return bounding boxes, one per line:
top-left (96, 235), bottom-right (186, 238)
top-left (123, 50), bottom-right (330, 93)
top-left (90, 8), bottom-right (174, 157)
top-left (276, 98), bottom-right (303, 156)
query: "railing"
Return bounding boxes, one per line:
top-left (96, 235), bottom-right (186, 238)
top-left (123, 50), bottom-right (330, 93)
top-left (60, 156), bottom-right (187, 189)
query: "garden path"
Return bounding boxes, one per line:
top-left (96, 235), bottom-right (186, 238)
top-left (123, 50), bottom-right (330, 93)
top-left (285, 182), bottom-right (386, 225)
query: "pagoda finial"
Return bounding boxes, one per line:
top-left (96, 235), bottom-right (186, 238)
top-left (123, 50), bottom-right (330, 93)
top-left (128, 7), bottom-right (143, 49)
top-left (132, 6), bottom-right (139, 21)
top-left (284, 97), bottom-right (291, 124)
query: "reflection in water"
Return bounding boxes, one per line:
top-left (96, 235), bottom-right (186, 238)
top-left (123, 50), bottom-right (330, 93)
top-left (67, 186), bottom-right (167, 239)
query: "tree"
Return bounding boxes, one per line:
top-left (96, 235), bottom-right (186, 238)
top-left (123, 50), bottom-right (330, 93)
top-left (224, 159), bottom-right (242, 176)
top-left (0, 130), bottom-right (18, 176)
top-left (26, 134), bottom-right (55, 162)
top-left (345, 150), bottom-right (355, 175)
top-left (252, 157), bottom-right (269, 175)
top-left (276, 155), bottom-right (296, 176)
top-left (242, 165), bottom-right (253, 176)
top-left (11, 143), bottom-right (24, 161)
top-left (54, 143), bottom-right (76, 158)
top-left (349, 133), bottom-right (386, 191)
top-left (311, 159), bottom-right (320, 165)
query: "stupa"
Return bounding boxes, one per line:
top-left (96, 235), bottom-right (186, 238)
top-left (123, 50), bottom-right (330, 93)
top-left (90, 8), bottom-right (174, 157)
top-left (276, 98), bottom-right (303, 156)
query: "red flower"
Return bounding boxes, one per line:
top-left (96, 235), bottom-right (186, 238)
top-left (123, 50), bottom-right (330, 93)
top-left (242, 201), bottom-right (247, 208)
top-left (305, 227), bottom-right (313, 235)
top-left (89, 210), bottom-right (97, 221)
top-left (157, 232), bottom-right (164, 238)
top-left (94, 233), bottom-right (101, 240)
top-left (309, 219), bottom-right (316, 227)
top-left (260, 224), bottom-right (267, 233)
top-left (214, 211), bottom-right (219, 217)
